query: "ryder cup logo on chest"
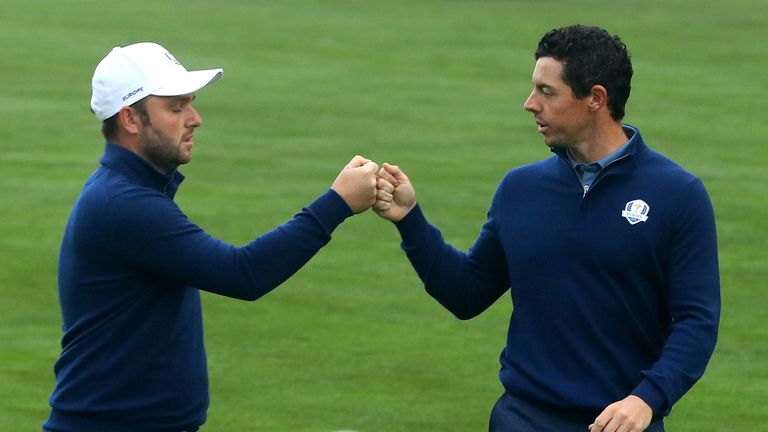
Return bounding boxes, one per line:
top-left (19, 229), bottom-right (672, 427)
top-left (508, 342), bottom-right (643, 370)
top-left (621, 199), bottom-right (650, 225)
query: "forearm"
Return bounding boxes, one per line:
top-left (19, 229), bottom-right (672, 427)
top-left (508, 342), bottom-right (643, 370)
top-left (394, 205), bottom-right (509, 319)
top-left (632, 298), bottom-right (719, 414)
top-left (116, 189), bottom-right (352, 300)
top-left (204, 189), bottom-right (353, 299)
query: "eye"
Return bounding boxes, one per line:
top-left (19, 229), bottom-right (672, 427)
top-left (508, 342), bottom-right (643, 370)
top-left (537, 85), bottom-right (554, 96)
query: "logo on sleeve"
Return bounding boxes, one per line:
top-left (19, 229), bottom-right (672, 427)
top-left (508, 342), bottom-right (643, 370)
top-left (621, 199), bottom-right (650, 225)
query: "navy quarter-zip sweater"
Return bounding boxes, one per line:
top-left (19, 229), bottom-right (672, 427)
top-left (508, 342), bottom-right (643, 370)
top-left (45, 143), bottom-right (353, 432)
top-left (394, 126), bottom-right (719, 422)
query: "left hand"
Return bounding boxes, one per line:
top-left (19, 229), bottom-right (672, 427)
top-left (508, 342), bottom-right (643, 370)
top-left (589, 395), bottom-right (653, 432)
top-left (373, 163), bottom-right (416, 222)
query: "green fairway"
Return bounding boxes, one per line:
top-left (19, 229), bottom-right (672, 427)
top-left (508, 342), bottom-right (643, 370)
top-left (1, 0), bottom-right (766, 430)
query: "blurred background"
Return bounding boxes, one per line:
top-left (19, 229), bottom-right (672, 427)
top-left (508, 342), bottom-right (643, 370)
top-left (1, 0), bottom-right (766, 430)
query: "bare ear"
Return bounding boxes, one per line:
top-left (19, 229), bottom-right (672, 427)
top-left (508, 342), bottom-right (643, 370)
top-left (588, 85), bottom-right (608, 112)
top-left (117, 107), bottom-right (142, 135)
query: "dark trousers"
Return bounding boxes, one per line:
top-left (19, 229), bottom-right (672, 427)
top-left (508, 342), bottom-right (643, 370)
top-left (489, 392), bottom-right (665, 432)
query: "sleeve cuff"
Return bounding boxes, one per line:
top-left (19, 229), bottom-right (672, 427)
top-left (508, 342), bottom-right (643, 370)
top-left (393, 204), bottom-right (430, 247)
top-left (631, 379), bottom-right (667, 415)
top-left (305, 189), bottom-right (354, 235)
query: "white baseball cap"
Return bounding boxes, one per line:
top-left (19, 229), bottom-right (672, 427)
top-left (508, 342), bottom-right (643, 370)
top-left (90, 42), bottom-right (223, 121)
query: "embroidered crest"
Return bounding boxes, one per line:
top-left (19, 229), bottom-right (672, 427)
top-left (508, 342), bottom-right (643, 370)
top-left (621, 199), bottom-right (650, 225)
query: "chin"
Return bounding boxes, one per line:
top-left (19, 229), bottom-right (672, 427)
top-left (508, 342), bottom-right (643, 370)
top-left (545, 137), bottom-right (567, 148)
top-left (178, 151), bottom-right (193, 165)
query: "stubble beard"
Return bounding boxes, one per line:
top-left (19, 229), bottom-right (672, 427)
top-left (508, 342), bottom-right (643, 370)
top-left (140, 125), bottom-right (186, 174)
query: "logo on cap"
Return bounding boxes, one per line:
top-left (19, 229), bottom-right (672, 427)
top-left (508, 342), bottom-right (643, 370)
top-left (621, 199), bottom-right (650, 225)
top-left (164, 52), bottom-right (182, 66)
top-left (122, 87), bottom-right (144, 101)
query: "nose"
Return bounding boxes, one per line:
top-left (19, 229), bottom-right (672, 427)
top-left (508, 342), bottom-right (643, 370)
top-left (188, 106), bottom-right (203, 128)
top-left (523, 91), bottom-right (538, 113)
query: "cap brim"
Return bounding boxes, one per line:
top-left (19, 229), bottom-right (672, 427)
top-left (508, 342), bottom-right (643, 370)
top-left (152, 68), bottom-right (223, 97)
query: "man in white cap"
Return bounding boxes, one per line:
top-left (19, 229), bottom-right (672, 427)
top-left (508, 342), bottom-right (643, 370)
top-left (43, 42), bottom-right (379, 432)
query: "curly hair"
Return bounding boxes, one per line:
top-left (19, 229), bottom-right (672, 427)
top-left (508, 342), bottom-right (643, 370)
top-left (535, 25), bottom-right (633, 120)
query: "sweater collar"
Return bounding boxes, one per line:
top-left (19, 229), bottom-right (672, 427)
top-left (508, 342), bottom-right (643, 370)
top-left (550, 124), bottom-right (647, 172)
top-left (100, 142), bottom-right (185, 198)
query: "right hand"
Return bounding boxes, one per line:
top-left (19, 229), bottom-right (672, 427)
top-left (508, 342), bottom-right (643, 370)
top-left (331, 155), bottom-right (379, 214)
top-left (373, 163), bottom-right (416, 221)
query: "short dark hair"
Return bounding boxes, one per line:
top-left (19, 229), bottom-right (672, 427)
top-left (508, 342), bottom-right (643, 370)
top-left (99, 98), bottom-right (151, 141)
top-left (535, 25), bottom-right (633, 120)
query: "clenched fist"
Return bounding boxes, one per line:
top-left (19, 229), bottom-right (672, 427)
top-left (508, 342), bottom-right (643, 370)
top-left (374, 162), bottom-right (416, 222)
top-left (331, 155), bottom-right (379, 214)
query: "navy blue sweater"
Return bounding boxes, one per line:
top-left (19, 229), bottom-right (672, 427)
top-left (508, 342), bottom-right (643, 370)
top-left (394, 126), bottom-right (719, 421)
top-left (45, 143), bottom-right (353, 431)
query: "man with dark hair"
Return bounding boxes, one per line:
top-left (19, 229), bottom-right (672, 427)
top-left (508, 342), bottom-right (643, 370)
top-left (374, 25), bottom-right (719, 431)
top-left (44, 42), bottom-right (379, 432)
top-left (534, 25), bottom-right (633, 121)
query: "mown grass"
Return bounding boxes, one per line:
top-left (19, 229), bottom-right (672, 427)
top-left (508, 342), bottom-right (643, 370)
top-left (1, 0), bottom-right (765, 430)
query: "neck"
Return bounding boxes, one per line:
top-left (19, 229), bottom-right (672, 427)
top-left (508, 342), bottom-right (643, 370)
top-left (111, 136), bottom-right (175, 175)
top-left (568, 121), bottom-right (628, 163)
